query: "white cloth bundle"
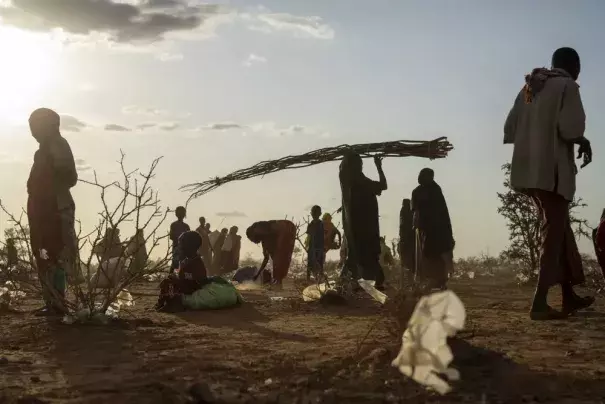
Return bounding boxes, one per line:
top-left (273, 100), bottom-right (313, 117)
top-left (391, 290), bottom-right (466, 395)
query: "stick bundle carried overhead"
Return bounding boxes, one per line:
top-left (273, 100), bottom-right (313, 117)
top-left (182, 137), bottom-right (453, 201)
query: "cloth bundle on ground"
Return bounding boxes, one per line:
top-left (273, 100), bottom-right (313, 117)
top-left (232, 266), bottom-right (272, 284)
top-left (182, 277), bottom-right (243, 310)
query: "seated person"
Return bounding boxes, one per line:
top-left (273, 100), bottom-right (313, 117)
top-left (156, 231), bottom-right (208, 312)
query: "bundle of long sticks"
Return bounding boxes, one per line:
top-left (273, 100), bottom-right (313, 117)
top-left (182, 137), bottom-right (453, 201)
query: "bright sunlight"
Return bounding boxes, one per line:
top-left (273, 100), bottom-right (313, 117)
top-left (0, 26), bottom-right (58, 126)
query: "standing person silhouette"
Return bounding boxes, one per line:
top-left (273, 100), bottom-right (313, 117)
top-left (338, 152), bottom-right (387, 290)
top-left (27, 108), bottom-right (80, 315)
top-left (411, 168), bottom-right (454, 290)
top-left (504, 47), bottom-right (594, 320)
top-left (169, 206), bottom-right (190, 273)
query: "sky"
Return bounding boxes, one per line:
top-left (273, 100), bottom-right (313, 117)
top-left (0, 0), bottom-right (604, 261)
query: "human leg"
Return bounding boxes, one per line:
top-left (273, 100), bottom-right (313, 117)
top-left (529, 190), bottom-right (568, 319)
top-left (59, 206), bottom-right (83, 285)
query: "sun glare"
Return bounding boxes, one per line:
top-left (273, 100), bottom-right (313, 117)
top-left (0, 26), bottom-right (58, 125)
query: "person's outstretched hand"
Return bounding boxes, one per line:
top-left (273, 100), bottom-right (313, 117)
top-left (577, 138), bottom-right (592, 168)
top-left (374, 156), bottom-right (383, 168)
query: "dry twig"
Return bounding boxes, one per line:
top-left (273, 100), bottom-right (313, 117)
top-left (182, 137), bottom-right (453, 201)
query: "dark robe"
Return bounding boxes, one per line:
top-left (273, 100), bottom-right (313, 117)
top-left (27, 144), bottom-right (66, 308)
top-left (399, 206), bottom-right (415, 271)
top-left (411, 180), bottom-right (454, 258)
top-left (339, 164), bottom-right (383, 282)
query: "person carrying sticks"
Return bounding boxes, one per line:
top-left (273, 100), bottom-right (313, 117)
top-left (503, 47), bottom-right (594, 320)
top-left (338, 152), bottom-right (387, 290)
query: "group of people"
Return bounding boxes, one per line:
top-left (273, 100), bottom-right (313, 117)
top-left (169, 207), bottom-right (242, 277)
top-left (14, 45), bottom-right (602, 321)
top-left (337, 154), bottom-right (454, 291)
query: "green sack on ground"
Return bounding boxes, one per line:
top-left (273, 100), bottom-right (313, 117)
top-left (182, 277), bottom-right (243, 310)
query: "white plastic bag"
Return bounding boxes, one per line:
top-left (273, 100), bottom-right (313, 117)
top-left (392, 290), bottom-right (466, 395)
top-left (358, 279), bottom-right (388, 304)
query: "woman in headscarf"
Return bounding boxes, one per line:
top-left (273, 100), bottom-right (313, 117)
top-left (339, 152), bottom-right (388, 289)
top-left (27, 120), bottom-right (66, 314)
top-left (322, 212), bottom-right (342, 253)
top-left (126, 229), bottom-right (148, 273)
top-left (93, 227), bottom-right (123, 263)
top-left (247, 220), bottom-right (297, 289)
top-left (219, 226), bottom-right (241, 274)
top-left (210, 228), bottom-right (228, 276)
top-left (411, 168), bottom-right (454, 290)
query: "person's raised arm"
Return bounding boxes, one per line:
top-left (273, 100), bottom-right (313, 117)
top-left (504, 90), bottom-right (522, 144)
top-left (374, 156), bottom-right (387, 191)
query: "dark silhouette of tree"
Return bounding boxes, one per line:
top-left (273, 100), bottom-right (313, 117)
top-left (497, 163), bottom-right (590, 280)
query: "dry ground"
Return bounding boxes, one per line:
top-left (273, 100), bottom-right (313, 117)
top-left (1, 278), bottom-right (605, 404)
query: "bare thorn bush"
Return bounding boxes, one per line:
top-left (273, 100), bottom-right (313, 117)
top-left (0, 153), bottom-right (171, 320)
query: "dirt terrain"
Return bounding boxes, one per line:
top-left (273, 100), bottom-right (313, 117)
top-left (1, 278), bottom-right (605, 404)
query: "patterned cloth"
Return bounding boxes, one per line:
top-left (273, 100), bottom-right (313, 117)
top-left (523, 67), bottom-right (570, 104)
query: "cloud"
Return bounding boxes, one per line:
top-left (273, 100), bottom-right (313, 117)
top-left (216, 211), bottom-right (247, 218)
top-left (135, 122), bottom-right (157, 130)
top-left (0, 0), bottom-right (223, 44)
top-left (104, 123), bottom-right (131, 132)
top-left (60, 115), bottom-right (88, 132)
top-left (241, 7), bottom-right (335, 40)
top-left (75, 158), bottom-right (92, 172)
top-left (122, 105), bottom-right (168, 116)
top-left (243, 53), bottom-right (267, 67)
top-left (159, 122), bottom-right (179, 131)
top-left (195, 120), bottom-right (329, 138)
top-left (248, 122), bottom-right (310, 137)
top-left (201, 122), bottom-right (244, 131)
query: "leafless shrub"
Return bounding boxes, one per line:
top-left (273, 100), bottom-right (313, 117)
top-left (0, 153), bottom-right (170, 318)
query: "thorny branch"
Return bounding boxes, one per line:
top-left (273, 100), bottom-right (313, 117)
top-left (0, 153), bottom-right (171, 318)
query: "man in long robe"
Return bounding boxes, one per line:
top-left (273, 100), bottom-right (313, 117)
top-left (504, 47), bottom-right (593, 320)
top-left (411, 168), bottom-right (454, 290)
top-left (27, 108), bottom-right (79, 315)
top-left (339, 152), bottom-right (387, 289)
top-left (399, 198), bottom-right (415, 275)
